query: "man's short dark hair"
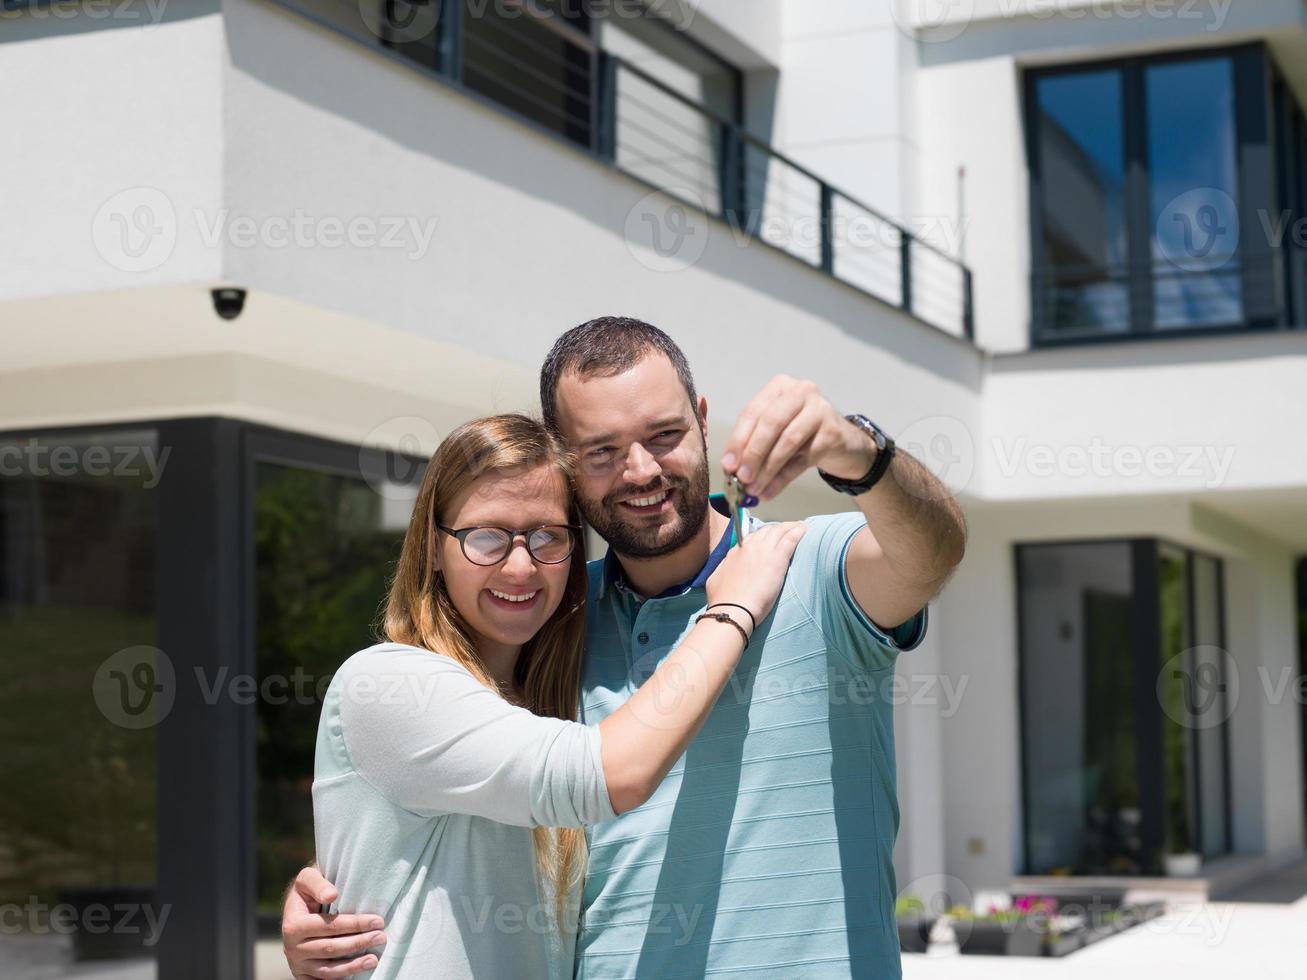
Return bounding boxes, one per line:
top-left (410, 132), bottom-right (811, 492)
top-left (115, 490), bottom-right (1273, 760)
top-left (540, 316), bottom-right (699, 435)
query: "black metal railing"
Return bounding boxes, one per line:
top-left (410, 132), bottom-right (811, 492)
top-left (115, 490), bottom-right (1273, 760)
top-left (273, 0), bottom-right (977, 341)
top-left (1030, 254), bottom-right (1292, 341)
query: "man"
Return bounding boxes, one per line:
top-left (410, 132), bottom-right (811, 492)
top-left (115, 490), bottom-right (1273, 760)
top-left (283, 316), bottom-right (965, 978)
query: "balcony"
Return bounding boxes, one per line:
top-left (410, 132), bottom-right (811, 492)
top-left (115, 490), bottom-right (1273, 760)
top-left (266, 0), bottom-right (976, 342)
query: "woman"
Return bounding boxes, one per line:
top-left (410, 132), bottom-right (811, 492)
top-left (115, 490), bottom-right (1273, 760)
top-left (312, 413), bottom-right (805, 978)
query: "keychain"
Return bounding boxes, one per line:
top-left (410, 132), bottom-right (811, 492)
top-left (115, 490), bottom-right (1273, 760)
top-left (726, 475), bottom-right (759, 544)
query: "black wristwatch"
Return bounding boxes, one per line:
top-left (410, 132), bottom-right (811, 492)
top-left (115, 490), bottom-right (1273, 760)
top-left (818, 414), bottom-right (895, 496)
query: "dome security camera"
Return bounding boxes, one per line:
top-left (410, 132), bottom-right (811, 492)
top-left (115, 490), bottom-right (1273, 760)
top-left (211, 288), bottom-right (247, 321)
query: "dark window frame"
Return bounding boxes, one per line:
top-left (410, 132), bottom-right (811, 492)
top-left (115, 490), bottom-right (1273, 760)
top-left (1014, 537), bottom-right (1232, 877)
top-left (1024, 41), bottom-right (1295, 347)
top-left (0, 416), bottom-right (425, 980)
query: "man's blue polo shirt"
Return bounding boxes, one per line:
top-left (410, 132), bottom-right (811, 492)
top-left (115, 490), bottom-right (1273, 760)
top-left (576, 494), bottom-right (925, 979)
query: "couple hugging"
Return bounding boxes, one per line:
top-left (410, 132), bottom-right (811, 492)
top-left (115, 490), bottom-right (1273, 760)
top-left (282, 316), bottom-right (966, 979)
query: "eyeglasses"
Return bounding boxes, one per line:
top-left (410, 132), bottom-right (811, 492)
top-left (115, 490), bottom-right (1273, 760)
top-left (437, 524), bottom-right (581, 566)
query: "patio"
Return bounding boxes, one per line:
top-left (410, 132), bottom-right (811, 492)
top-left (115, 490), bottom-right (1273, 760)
top-left (904, 861), bottom-right (1307, 980)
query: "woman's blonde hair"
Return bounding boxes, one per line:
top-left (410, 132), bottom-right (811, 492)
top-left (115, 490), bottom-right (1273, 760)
top-left (381, 412), bottom-right (588, 921)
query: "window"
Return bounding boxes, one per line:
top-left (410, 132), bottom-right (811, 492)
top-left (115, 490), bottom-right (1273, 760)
top-left (1017, 540), bottom-right (1231, 876)
top-left (0, 429), bottom-right (161, 971)
top-left (253, 459), bottom-right (417, 923)
top-left (1026, 44), bottom-right (1298, 343)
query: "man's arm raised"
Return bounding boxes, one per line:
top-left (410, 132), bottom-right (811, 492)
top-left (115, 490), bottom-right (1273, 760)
top-left (721, 375), bottom-right (966, 631)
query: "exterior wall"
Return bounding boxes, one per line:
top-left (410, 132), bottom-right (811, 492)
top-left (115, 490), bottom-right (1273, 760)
top-left (937, 495), bottom-right (1305, 891)
top-left (773, 3), bottom-right (922, 228)
top-left (219, 0), bottom-right (983, 442)
top-left (980, 333), bottom-right (1307, 500)
top-left (0, 2), bottom-right (225, 301)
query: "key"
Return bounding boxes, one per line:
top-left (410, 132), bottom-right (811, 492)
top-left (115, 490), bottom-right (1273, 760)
top-left (726, 475), bottom-right (759, 544)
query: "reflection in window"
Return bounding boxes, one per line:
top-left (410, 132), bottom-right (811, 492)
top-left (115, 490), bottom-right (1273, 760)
top-left (1020, 543), bottom-right (1141, 875)
top-left (1025, 48), bottom-right (1295, 341)
top-left (254, 463), bottom-right (415, 919)
top-left (1018, 540), bottom-right (1231, 875)
top-left (0, 430), bottom-right (160, 972)
top-left (1147, 58), bottom-right (1243, 329)
top-left (1035, 70), bottom-right (1129, 336)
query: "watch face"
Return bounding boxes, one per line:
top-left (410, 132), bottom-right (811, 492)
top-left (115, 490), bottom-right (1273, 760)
top-left (847, 414), bottom-right (887, 451)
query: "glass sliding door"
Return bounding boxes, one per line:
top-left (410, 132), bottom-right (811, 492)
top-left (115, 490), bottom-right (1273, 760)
top-left (1018, 539), bottom-right (1231, 875)
top-left (248, 432), bottom-right (421, 960)
top-left (1018, 542), bottom-right (1141, 875)
top-left (0, 429), bottom-right (161, 975)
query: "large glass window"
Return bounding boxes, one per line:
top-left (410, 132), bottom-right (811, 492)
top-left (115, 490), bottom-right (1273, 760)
top-left (1018, 539), bottom-right (1231, 876)
top-left (253, 459), bottom-right (417, 926)
top-left (0, 429), bottom-right (161, 974)
top-left (1027, 44), bottom-right (1298, 342)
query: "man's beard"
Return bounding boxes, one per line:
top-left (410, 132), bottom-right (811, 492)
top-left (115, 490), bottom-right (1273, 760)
top-left (578, 452), bottom-right (712, 560)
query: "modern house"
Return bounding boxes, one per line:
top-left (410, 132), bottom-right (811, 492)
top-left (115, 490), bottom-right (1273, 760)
top-left (2, 0), bottom-right (1305, 976)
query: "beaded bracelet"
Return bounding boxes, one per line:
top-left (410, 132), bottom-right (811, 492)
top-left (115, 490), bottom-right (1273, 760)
top-left (695, 612), bottom-right (750, 649)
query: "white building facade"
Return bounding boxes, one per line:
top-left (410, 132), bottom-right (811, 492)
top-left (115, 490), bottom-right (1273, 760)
top-left (1, 0), bottom-right (1305, 976)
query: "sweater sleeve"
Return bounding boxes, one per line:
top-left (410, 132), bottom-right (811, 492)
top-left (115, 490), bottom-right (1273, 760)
top-left (333, 643), bottom-right (618, 828)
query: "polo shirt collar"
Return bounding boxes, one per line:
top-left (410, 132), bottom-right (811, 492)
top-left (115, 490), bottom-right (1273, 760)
top-left (600, 493), bottom-right (737, 601)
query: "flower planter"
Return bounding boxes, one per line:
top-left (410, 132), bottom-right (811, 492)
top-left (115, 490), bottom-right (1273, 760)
top-left (56, 885), bottom-right (158, 962)
top-left (897, 915), bottom-right (935, 954)
top-left (1164, 852), bottom-right (1202, 877)
top-left (1043, 931), bottom-right (1085, 957)
top-left (958, 919), bottom-right (1045, 957)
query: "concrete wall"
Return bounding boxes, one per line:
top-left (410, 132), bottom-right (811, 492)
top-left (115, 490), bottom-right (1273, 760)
top-left (937, 495), bottom-right (1305, 891)
top-left (1, 1), bottom-right (225, 300)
